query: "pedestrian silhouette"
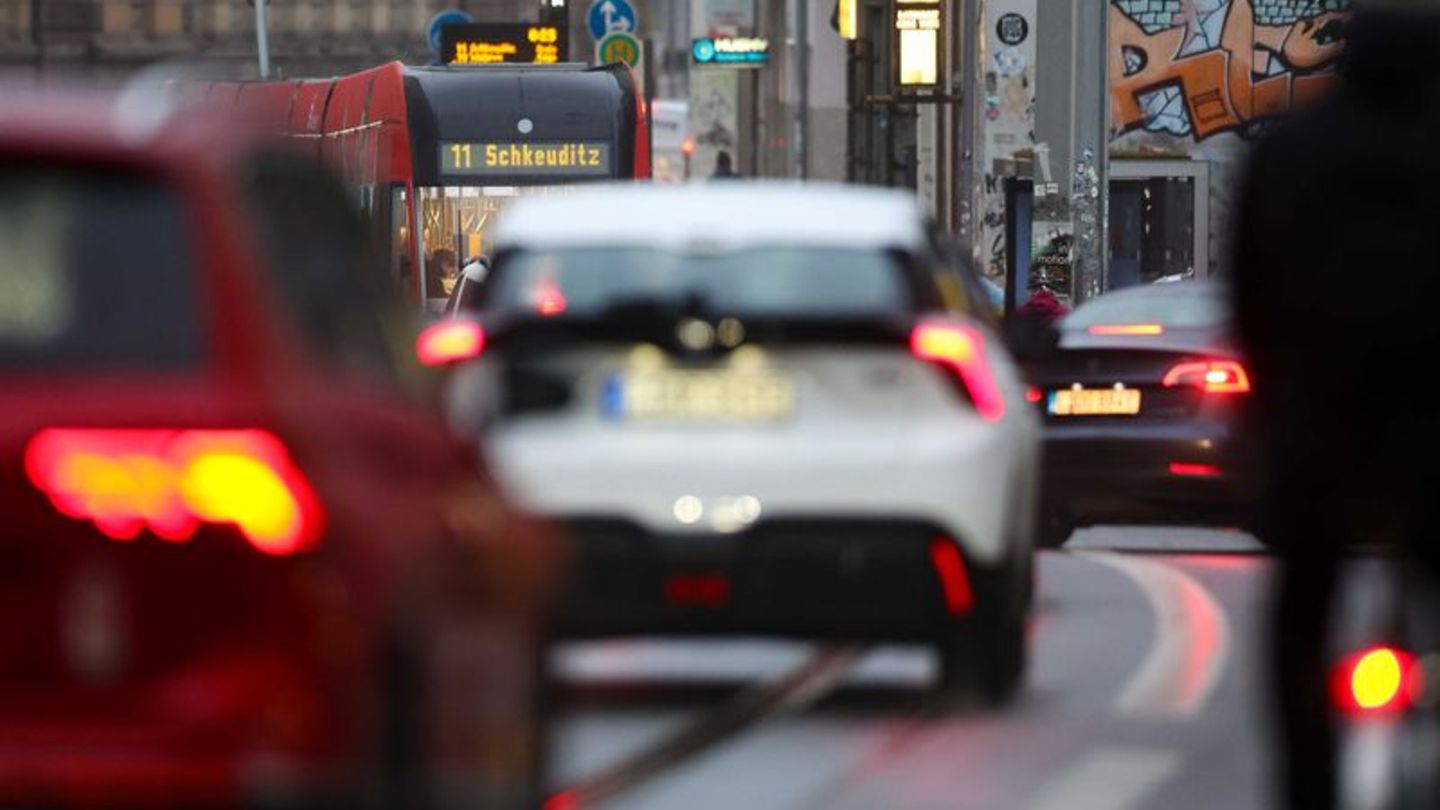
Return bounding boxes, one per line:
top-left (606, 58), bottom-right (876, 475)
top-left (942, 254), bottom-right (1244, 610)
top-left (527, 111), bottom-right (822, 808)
top-left (710, 150), bottom-right (739, 180)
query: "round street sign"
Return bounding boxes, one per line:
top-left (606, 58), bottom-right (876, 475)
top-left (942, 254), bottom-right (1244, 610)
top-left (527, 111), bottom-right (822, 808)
top-left (428, 9), bottom-right (474, 55)
top-left (596, 31), bottom-right (643, 68)
top-left (587, 0), bottom-right (637, 40)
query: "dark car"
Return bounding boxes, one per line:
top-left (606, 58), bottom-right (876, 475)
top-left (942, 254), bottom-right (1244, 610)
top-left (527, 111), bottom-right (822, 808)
top-left (0, 87), bottom-right (554, 807)
top-left (1019, 281), bottom-right (1258, 546)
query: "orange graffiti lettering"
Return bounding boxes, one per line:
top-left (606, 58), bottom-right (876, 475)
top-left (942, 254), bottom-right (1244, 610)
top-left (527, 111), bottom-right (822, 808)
top-left (1111, 1), bottom-right (1349, 141)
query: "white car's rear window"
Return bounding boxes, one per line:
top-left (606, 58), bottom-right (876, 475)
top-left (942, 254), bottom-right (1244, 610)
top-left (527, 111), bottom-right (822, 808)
top-left (483, 247), bottom-right (912, 319)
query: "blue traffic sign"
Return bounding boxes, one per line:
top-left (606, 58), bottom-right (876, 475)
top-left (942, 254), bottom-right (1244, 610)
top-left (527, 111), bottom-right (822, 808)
top-left (587, 0), bottom-right (637, 40)
top-left (428, 9), bottom-right (474, 55)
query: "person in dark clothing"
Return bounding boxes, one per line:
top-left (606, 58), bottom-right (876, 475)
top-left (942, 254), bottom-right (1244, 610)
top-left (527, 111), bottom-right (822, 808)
top-left (1232, 6), bottom-right (1440, 808)
top-left (710, 150), bottom-right (739, 180)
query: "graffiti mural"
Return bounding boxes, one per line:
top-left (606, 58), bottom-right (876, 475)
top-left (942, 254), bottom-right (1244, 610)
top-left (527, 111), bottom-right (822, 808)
top-left (1111, 0), bottom-right (1350, 141)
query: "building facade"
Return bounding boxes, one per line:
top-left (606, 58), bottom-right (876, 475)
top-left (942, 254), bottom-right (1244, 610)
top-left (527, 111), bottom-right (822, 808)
top-left (0, 0), bottom-right (534, 76)
top-left (970, 0), bottom-right (1353, 308)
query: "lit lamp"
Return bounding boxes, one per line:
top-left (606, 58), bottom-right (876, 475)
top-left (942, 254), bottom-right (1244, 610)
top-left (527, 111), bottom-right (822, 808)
top-left (895, 0), bottom-right (942, 88)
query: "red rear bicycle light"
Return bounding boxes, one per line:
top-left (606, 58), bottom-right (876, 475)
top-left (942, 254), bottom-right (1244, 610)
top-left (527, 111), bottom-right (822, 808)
top-left (1087, 324), bottom-right (1165, 336)
top-left (1333, 646), bottom-right (1420, 714)
top-left (911, 322), bottom-right (1007, 422)
top-left (416, 320), bottom-right (485, 366)
top-left (25, 429), bottom-right (323, 556)
top-left (1163, 360), bottom-right (1251, 394)
top-left (929, 539), bottom-right (974, 616)
top-left (1025, 386), bottom-right (1044, 404)
top-left (1169, 462), bottom-right (1223, 478)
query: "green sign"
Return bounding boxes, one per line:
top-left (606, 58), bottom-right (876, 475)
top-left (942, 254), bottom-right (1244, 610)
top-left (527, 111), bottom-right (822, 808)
top-left (596, 31), bottom-right (643, 68)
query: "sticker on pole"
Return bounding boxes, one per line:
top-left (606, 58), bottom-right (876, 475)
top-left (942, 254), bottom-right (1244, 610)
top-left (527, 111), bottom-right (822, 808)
top-left (595, 31), bottom-right (643, 69)
top-left (587, 0), bottom-right (637, 40)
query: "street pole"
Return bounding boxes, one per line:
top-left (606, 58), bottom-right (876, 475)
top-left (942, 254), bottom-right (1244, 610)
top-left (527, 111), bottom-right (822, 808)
top-left (1069, 0), bottom-right (1108, 303)
top-left (794, 0), bottom-right (809, 179)
top-left (254, 0), bottom-right (271, 80)
top-left (29, 0), bottom-right (42, 75)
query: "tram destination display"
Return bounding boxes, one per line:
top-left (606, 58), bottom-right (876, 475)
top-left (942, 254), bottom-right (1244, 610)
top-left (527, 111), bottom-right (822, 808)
top-left (441, 141), bottom-right (613, 177)
top-left (441, 23), bottom-right (567, 65)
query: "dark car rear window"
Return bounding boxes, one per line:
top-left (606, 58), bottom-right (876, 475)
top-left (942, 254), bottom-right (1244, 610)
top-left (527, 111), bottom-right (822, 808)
top-left (1063, 285), bottom-right (1229, 330)
top-left (483, 247), bottom-right (914, 318)
top-left (0, 165), bottom-right (201, 369)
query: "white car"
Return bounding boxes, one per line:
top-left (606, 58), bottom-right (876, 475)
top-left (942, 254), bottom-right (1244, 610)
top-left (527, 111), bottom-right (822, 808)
top-left (433, 183), bottom-right (1042, 702)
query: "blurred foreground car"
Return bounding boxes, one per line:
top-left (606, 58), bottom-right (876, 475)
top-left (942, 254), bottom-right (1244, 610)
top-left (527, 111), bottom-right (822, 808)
top-left (429, 183), bottom-right (1041, 702)
top-left (0, 88), bottom-right (552, 807)
top-left (1017, 281), bottom-right (1257, 546)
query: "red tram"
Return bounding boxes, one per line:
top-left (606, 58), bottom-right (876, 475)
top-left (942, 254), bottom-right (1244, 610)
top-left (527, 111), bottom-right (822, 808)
top-left (200, 61), bottom-right (650, 309)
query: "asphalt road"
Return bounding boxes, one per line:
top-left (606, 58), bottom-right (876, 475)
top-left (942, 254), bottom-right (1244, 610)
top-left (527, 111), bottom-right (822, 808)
top-left (544, 527), bottom-right (1278, 810)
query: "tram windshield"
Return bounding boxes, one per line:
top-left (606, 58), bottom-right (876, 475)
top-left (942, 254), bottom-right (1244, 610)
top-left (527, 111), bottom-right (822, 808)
top-left (414, 185), bottom-right (579, 311)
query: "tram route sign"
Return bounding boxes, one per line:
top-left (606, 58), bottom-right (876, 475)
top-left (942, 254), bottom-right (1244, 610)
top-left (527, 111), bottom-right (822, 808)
top-left (595, 31), bottom-right (643, 69)
top-left (440, 141), bottom-right (614, 177)
top-left (440, 23), bottom-right (568, 65)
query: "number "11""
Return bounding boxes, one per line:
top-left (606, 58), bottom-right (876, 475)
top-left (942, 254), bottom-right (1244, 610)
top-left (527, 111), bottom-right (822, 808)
top-left (450, 143), bottom-right (474, 169)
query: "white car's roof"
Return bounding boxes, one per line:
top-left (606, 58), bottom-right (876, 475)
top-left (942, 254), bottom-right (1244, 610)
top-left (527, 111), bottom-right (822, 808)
top-left (490, 182), bottom-right (929, 251)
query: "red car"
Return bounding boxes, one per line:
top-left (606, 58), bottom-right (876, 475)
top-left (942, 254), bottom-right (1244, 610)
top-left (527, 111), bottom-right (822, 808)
top-left (0, 87), bottom-right (556, 807)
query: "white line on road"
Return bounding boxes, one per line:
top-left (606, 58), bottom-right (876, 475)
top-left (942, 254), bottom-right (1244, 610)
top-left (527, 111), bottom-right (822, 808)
top-left (1081, 551), bottom-right (1233, 719)
top-left (1026, 747), bottom-right (1182, 810)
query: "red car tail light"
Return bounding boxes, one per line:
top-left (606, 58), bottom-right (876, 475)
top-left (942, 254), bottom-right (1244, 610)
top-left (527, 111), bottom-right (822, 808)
top-left (24, 429), bottom-right (323, 556)
top-left (1162, 359), bottom-right (1251, 394)
top-left (929, 538), bottom-right (974, 616)
top-left (911, 322), bottom-right (1007, 422)
top-left (1087, 324), bottom-right (1165, 336)
top-left (1334, 645), bottom-right (1420, 714)
top-left (416, 320), bottom-right (485, 367)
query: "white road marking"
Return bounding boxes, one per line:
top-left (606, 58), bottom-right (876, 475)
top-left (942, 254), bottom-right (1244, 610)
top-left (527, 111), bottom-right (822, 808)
top-left (1026, 747), bottom-right (1182, 810)
top-left (1081, 551), bottom-right (1233, 718)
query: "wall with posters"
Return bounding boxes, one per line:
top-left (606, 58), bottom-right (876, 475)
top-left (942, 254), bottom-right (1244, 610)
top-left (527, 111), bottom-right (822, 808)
top-left (975, 0), bottom-right (1037, 284)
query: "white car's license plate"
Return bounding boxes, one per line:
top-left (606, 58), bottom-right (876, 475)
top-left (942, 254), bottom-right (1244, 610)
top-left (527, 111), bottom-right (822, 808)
top-left (605, 370), bottom-right (795, 422)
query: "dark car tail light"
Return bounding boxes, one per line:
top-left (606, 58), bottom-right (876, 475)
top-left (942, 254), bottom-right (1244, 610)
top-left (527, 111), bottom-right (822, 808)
top-left (910, 321), bottom-right (1007, 422)
top-left (928, 538), bottom-right (974, 616)
top-left (24, 428), bottom-right (323, 556)
top-left (1333, 645), bottom-right (1420, 715)
top-left (1162, 359), bottom-right (1251, 394)
top-left (416, 320), bottom-right (486, 367)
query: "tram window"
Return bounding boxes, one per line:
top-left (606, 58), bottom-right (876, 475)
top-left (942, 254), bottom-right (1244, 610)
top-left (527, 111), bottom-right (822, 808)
top-left (240, 153), bottom-right (399, 380)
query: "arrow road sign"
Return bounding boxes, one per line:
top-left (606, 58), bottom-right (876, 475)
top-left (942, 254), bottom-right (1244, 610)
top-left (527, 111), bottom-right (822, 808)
top-left (587, 0), bottom-right (637, 40)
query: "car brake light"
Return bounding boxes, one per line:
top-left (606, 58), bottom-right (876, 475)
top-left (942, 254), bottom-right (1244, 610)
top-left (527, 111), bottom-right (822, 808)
top-left (1088, 324), bottom-right (1165, 336)
top-left (1025, 385), bottom-right (1044, 404)
top-left (416, 320), bottom-right (485, 366)
top-left (1334, 646), bottom-right (1419, 714)
top-left (534, 278), bottom-right (567, 317)
top-left (25, 429), bottom-right (323, 556)
top-left (929, 539), bottom-right (974, 616)
top-left (1163, 359), bottom-right (1250, 394)
top-left (911, 322), bottom-right (1006, 422)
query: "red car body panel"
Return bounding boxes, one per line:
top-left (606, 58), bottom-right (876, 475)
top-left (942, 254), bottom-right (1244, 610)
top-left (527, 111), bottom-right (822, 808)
top-left (0, 88), bottom-right (551, 806)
